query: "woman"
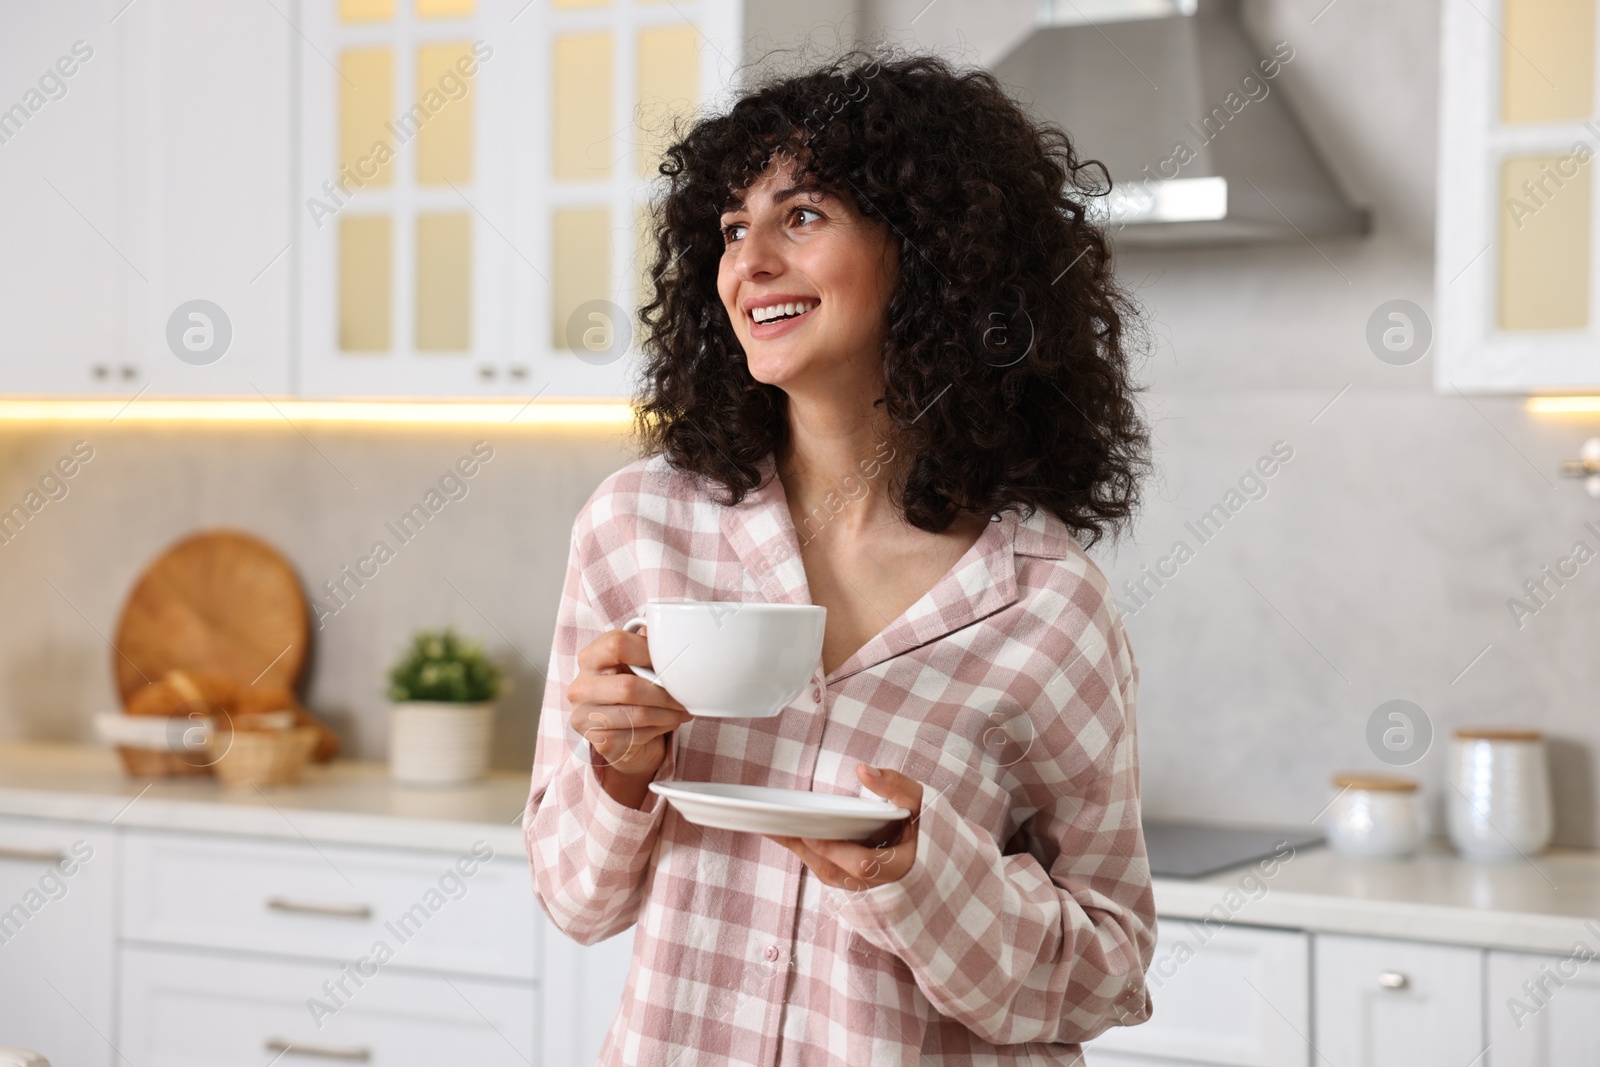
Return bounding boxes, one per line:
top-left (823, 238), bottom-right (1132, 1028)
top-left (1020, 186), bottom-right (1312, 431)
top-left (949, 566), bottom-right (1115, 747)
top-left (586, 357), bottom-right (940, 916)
top-left (525, 51), bottom-right (1155, 1066)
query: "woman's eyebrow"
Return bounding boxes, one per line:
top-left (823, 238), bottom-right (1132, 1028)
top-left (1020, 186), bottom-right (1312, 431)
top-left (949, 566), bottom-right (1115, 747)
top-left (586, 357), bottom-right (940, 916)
top-left (720, 183), bottom-right (828, 215)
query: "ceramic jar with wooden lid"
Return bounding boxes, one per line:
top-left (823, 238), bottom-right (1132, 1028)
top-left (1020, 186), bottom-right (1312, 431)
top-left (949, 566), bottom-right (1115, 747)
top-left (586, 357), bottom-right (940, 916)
top-left (1448, 727), bottom-right (1553, 861)
top-left (1326, 773), bottom-right (1428, 858)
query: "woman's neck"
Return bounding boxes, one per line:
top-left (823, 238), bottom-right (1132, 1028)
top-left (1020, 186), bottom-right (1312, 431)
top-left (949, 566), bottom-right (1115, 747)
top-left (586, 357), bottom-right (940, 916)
top-left (778, 393), bottom-right (903, 539)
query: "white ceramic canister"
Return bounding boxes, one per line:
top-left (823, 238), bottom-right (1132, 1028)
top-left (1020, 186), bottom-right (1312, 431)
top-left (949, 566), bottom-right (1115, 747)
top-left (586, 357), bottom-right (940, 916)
top-left (1325, 773), bottom-right (1428, 858)
top-left (1447, 727), bottom-right (1553, 861)
top-left (389, 701), bottom-right (496, 786)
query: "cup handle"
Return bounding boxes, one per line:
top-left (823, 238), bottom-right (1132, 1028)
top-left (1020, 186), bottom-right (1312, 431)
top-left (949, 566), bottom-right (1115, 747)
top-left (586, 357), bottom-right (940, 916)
top-left (621, 617), bottom-right (661, 685)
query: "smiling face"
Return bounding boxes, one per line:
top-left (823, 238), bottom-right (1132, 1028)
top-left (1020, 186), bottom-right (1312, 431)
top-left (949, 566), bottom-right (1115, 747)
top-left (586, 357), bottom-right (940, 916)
top-left (716, 159), bottom-right (900, 395)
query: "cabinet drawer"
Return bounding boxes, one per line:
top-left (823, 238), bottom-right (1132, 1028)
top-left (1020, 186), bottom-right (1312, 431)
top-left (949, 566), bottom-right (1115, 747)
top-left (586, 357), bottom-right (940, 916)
top-left (1086, 922), bottom-right (1310, 1067)
top-left (1486, 947), bottom-right (1600, 1066)
top-left (0, 816), bottom-right (117, 1067)
top-left (1312, 934), bottom-right (1483, 1067)
top-left (122, 830), bottom-right (536, 980)
top-left (119, 943), bottom-right (534, 1067)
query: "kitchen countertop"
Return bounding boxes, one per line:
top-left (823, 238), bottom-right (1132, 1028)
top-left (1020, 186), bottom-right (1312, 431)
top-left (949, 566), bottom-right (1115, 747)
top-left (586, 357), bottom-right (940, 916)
top-left (0, 740), bottom-right (530, 854)
top-left (3, 742), bottom-right (1597, 955)
top-left (1152, 837), bottom-right (1600, 955)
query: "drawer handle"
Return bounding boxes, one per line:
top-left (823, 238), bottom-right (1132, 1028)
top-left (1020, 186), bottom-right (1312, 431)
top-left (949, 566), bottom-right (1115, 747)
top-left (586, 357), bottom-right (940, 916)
top-left (266, 897), bottom-right (373, 921)
top-left (1377, 971), bottom-right (1409, 990)
top-left (264, 1038), bottom-right (371, 1061)
top-left (0, 846), bottom-right (67, 865)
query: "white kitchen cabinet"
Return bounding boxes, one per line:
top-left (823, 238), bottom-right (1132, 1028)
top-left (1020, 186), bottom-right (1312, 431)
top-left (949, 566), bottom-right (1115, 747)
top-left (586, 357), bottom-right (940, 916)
top-left (1485, 946), bottom-right (1600, 1065)
top-left (1311, 934), bottom-right (1485, 1067)
top-left (0, 0), bottom-right (293, 399)
top-left (120, 942), bottom-right (535, 1067)
top-left (294, 0), bottom-right (741, 401)
top-left (1086, 922), bottom-right (1311, 1067)
top-left (117, 0), bottom-right (295, 396)
top-left (0, 816), bottom-right (117, 1067)
top-left (0, 3), bottom-right (127, 395)
top-left (1436, 0), bottom-right (1600, 393)
top-left (542, 920), bottom-right (634, 1067)
top-left (121, 828), bottom-right (537, 980)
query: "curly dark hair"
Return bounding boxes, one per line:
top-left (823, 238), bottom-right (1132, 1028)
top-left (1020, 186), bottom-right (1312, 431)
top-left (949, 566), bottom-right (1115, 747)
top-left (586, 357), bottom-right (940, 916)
top-left (631, 49), bottom-right (1151, 547)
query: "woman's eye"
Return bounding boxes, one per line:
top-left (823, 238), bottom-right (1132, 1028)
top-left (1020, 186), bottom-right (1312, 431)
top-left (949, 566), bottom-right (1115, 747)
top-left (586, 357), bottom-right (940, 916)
top-left (721, 222), bottom-right (746, 244)
top-left (793, 207), bottom-right (822, 226)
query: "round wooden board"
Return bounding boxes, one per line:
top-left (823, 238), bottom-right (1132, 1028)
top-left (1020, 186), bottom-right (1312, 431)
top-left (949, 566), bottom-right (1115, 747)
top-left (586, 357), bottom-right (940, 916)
top-left (114, 530), bottom-right (310, 706)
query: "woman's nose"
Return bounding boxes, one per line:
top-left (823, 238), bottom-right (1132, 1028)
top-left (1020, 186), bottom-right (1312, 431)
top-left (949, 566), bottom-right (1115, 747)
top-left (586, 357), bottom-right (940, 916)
top-left (733, 222), bottom-right (783, 281)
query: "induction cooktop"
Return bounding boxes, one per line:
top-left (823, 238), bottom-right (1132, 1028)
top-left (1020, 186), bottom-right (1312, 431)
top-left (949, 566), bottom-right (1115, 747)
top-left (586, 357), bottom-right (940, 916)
top-left (1143, 819), bottom-right (1325, 879)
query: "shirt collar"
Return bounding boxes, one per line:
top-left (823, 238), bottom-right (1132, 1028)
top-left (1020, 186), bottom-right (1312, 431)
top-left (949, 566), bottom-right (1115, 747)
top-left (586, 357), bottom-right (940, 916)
top-left (719, 453), bottom-right (1071, 683)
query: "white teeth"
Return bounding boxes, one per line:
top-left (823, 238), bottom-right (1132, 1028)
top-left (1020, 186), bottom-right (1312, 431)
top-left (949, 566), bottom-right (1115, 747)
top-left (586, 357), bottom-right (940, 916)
top-left (752, 301), bottom-right (815, 323)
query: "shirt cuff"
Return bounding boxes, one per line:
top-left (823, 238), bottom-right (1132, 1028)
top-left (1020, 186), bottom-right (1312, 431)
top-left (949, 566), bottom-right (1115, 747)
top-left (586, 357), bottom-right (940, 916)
top-left (832, 787), bottom-right (971, 957)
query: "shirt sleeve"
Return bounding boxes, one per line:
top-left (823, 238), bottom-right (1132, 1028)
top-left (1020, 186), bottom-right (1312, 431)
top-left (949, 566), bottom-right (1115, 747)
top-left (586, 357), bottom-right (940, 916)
top-left (522, 517), bottom-right (681, 947)
top-left (833, 619), bottom-right (1155, 1045)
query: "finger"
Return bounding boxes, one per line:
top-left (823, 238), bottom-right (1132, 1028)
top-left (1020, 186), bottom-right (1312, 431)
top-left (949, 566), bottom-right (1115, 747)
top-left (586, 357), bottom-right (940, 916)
top-left (577, 698), bottom-right (687, 735)
top-left (807, 836), bottom-right (909, 883)
top-left (578, 672), bottom-right (688, 718)
top-left (582, 723), bottom-right (672, 768)
top-left (855, 763), bottom-right (924, 813)
top-left (783, 837), bottom-right (855, 885)
top-left (577, 629), bottom-right (653, 675)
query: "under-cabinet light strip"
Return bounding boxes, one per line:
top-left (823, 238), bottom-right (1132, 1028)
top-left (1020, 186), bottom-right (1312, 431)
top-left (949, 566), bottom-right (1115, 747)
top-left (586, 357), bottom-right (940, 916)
top-left (0, 399), bottom-right (636, 425)
top-left (1526, 397), bottom-right (1600, 414)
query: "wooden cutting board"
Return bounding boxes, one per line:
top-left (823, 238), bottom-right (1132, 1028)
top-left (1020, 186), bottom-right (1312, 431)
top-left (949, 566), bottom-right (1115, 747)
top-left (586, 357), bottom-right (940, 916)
top-left (114, 530), bottom-right (309, 705)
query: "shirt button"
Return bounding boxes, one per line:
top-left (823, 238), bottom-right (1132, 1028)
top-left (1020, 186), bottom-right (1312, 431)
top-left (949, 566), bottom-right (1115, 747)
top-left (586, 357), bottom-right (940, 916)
top-left (764, 945), bottom-right (780, 961)
top-left (812, 686), bottom-right (822, 703)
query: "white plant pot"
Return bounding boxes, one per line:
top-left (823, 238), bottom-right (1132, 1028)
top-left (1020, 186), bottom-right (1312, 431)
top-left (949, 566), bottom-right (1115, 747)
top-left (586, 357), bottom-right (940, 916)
top-left (389, 701), bottom-right (495, 786)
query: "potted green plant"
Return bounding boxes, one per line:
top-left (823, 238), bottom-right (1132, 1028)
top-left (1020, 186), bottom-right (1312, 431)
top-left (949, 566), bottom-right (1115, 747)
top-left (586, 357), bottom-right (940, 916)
top-left (386, 627), bottom-right (506, 785)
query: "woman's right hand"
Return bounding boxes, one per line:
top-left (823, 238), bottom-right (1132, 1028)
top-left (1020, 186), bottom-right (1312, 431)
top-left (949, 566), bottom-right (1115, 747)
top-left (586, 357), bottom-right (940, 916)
top-left (569, 626), bottom-right (691, 807)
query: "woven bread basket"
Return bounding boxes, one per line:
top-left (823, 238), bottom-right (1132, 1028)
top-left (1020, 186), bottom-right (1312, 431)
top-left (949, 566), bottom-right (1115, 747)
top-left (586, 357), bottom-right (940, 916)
top-left (209, 725), bottom-right (319, 787)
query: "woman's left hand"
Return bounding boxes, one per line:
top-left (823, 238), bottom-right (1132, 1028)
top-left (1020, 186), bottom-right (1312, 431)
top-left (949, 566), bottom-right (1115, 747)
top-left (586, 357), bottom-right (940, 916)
top-left (764, 763), bottom-right (924, 890)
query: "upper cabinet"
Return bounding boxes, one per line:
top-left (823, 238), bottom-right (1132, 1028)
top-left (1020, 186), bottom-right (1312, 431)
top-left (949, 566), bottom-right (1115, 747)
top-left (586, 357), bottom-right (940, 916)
top-left (0, 0), bottom-right (293, 397)
top-left (0, 4), bottom-right (122, 395)
top-left (295, 0), bottom-right (740, 399)
top-left (1437, 0), bottom-right (1600, 393)
top-left (0, 0), bottom-right (739, 401)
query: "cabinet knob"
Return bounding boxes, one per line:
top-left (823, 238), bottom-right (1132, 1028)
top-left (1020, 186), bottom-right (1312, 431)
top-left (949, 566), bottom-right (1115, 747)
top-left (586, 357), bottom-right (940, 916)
top-left (509, 364), bottom-right (528, 379)
top-left (1377, 971), bottom-right (1409, 990)
top-left (91, 364), bottom-right (110, 380)
top-left (119, 364), bottom-right (138, 380)
top-left (478, 365), bottom-right (497, 380)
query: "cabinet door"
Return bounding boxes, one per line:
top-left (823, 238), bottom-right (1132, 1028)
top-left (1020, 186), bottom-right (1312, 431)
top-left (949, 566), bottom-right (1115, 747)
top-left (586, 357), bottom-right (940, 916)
top-left (1312, 934), bottom-right (1484, 1067)
top-left (1086, 922), bottom-right (1311, 1067)
top-left (1486, 947), bottom-right (1600, 1065)
top-left (1436, 0), bottom-right (1600, 392)
top-left (119, 943), bottom-right (535, 1067)
top-left (294, 0), bottom-right (518, 399)
top-left (0, 3), bottom-right (127, 395)
top-left (542, 921), bottom-right (634, 1067)
top-left (295, 0), bottom-right (742, 401)
top-left (0, 817), bottom-right (117, 1067)
top-left (120, 0), bottom-right (293, 396)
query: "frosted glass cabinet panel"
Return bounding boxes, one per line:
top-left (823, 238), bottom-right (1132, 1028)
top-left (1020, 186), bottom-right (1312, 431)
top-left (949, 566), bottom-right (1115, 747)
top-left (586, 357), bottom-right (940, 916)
top-left (1438, 0), bottom-right (1600, 392)
top-left (299, 0), bottom-right (741, 399)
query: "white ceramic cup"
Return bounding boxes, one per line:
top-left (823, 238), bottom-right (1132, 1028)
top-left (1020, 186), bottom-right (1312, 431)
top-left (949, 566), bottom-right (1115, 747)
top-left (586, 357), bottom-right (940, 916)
top-left (622, 600), bottom-right (826, 718)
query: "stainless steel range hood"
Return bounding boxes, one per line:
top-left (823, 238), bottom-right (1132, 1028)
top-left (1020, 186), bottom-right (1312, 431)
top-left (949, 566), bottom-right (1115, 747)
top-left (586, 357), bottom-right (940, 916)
top-left (992, 0), bottom-right (1369, 246)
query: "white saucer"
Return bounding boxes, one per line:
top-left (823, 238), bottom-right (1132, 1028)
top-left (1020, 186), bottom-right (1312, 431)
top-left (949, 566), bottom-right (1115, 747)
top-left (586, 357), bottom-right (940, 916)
top-left (648, 781), bottom-right (910, 841)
